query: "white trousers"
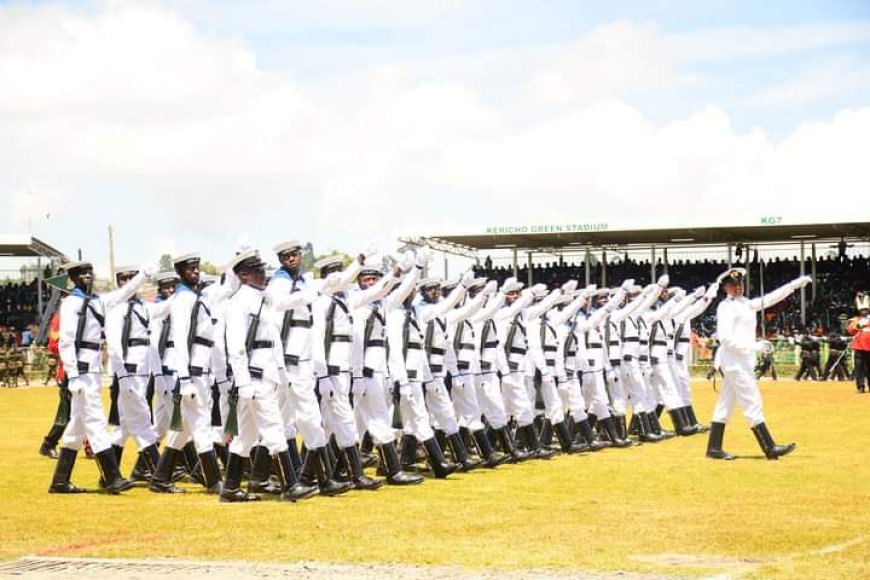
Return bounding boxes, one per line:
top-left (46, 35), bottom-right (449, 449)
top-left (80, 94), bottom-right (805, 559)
top-left (620, 361), bottom-right (650, 414)
top-left (61, 373), bottom-right (112, 453)
top-left (649, 363), bottom-right (683, 410)
top-left (228, 379), bottom-right (288, 458)
top-left (670, 357), bottom-right (693, 406)
top-left (110, 374), bottom-right (157, 450)
top-left (501, 371), bottom-right (535, 426)
top-left (424, 377), bottom-right (459, 435)
top-left (285, 363), bottom-right (327, 449)
top-left (212, 380), bottom-right (231, 445)
top-left (524, 375), bottom-right (564, 424)
top-left (606, 366), bottom-right (628, 415)
top-left (165, 376), bottom-right (214, 454)
top-left (558, 376), bottom-right (588, 422)
top-left (152, 374), bottom-right (174, 442)
top-left (353, 374), bottom-right (396, 445)
top-left (475, 372), bottom-right (507, 429)
top-left (581, 371), bottom-right (612, 419)
top-left (451, 374), bottom-right (485, 431)
top-left (399, 381), bottom-right (435, 441)
top-left (712, 367), bottom-right (765, 427)
top-left (318, 373), bottom-right (359, 448)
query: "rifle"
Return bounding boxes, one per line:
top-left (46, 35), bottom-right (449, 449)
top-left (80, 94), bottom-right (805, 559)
top-left (108, 374), bottom-right (120, 426)
top-left (171, 297), bottom-right (204, 431)
top-left (52, 378), bottom-right (71, 428)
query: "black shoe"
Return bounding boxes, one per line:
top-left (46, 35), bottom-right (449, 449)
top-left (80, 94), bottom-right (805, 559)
top-left (274, 449), bottom-right (319, 501)
top-left (521, 424), bottom-right (557, 459)
top-left (344, 445), bottom-right (383, 490)
top-left (600, 417), bottom-right (639, 448)
top-left (751, 422), bottom-right (796, 460)
top-left (668, 409), bottom-right (697, 437)
top-left (302, 447), bottom-right (352, 496)
top-left (554, 420), bottom-right (585, 454)
top-left (198, 449), bottom-right (223, 494)
top-left (575, 419), bottom-right (608, 451)
top-left (422, 437), bottom-right (458, 478)
top-left (248, 446), bottom-right (281, 494)
top-left (471, 429), bottom-right (509, 468)
top-left (400, 434), bottom-right (426, 472)
top-left (40, 442), bottom-right (59, 460)
top-left (448, 432), bottom-right (482, 472)
top-left (149, 447), bottom-right (186, 494)
top-left (129, 449), bottom-right (154, 482)
top-left (220, 453), bottom-right (261, 503)
top-left (95, 448), bottom-right (134, 494)
top-left (495, 427), bottom-right (529, 462)
top-left (637, 413), bottom-right (664, 443)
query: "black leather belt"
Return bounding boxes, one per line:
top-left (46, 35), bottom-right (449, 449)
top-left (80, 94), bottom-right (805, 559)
top-left (407, 343), bottom-right (422, 350)
top-left (543, 346), bottom-right (558, 352)
top-left (331, 335), bottom-right (351, 343)
top-left (250, 340), bottom-right (273, 349)
top-left (623, 337), bottom-right (639, 342)
top-left (76, 361), bottom-right (90, 373)
top-left (189, 366), bottom-right (206, 377)
top-left (545, 360), bottom-right (556, 367)
top-left (609, 360), bottom-right (621, 367)
top-left (362, 367), bottom-right (376, 378)
top-left (458, 361), bottom-right (470, 370)
top-left (623, 355), bottom-right (634, 361)
top-left (284, 354), bottom-right (299, 365)
top-left (650, 357), bottom-right (660, 365)
top-left (429, 347), bottom-right (446, 355)
top-left (639, 355), bottom-right (649, 362)
top-left (162, 366), bottom-right (171, 375)
top-left (127, 338), bottom-right (150, 347)
top-left (509, 347), bottom-right (526, 355)
top-left (287, 319), bottom-right (312, 328)
top-left (366, 339), bottom-right (385, 348)
top-left (249, 366), bottom-right (263, 379)
top-left (508, 362), bottom-right (520, 371)
top-left (75, 341), bottom-right (100, 350)
top-left (407, 370), bottom-right (418, 379)
top-left (327, 365), bottom-right (342, 376)
top-left (653, 340), bottom-right (667, 346)
top-left (165, 340), bottom-right (174, 347)
top-left (676, 354), bottom-right (685, 361)
top-left (483, 341), bottom-right (498, 348)
top-left (430, 364), bottom-right (443, 373)
top-left (123, 362), bottom-right (138, 373)
top-left (588, 342), bottom-right (602, 348)
top-left (193, 337), bottom-right (214, 347)
top-left (480, 361), bottom-right (493, 371)
top-left (457, 343), bottom-right (475, 351)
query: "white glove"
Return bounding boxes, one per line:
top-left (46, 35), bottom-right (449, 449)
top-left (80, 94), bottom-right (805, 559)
top-left (672, 288), bottom-right (686, 300)
top-left (693, 286), bottom-right (705, 299)
top-left (362, 242), bottom-right (379, 260)
top-left (323, 272), bottom-right (342, 290)
top-left (793, 275), bottom-right (812, 289)
top-left (705, 284), bottom-right (718, 300)
top-left (460, 270), bottom-right (475, 288)
top-left (657, 274), bottom-right (669, 287)
top-left (531, 283), bottom-right (547, 295)
top-left (484, 280), bottom-right (498, 296)
top-left (140, 264), bottom-right (157, 278)
top-left (582, 284), bottom-right (597, 299)
top-left (415, 249), bottom-right (430, 269)
top-left (621, 278), bottom-right (635, 291)
top-left (303, 272), bottom-right (315, 285)
top-left (561, 280), bottom-right (578, 292)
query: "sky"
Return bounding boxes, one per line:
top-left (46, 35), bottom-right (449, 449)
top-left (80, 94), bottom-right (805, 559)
top-left (1, 0), bottom-right (869, 276)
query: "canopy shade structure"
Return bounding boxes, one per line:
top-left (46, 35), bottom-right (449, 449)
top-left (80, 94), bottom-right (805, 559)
top-left (0, 235), bottom-right (67, 261)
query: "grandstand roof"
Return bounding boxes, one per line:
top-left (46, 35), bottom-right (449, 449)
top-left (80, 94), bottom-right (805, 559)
top-left (408, 217), bottom-right (870, 255)
top-left (0, 235), bottom-right (67, 261)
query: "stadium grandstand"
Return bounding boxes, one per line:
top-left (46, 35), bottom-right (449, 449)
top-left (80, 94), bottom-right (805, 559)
top-left (402, 216), bottom-right (870, 373)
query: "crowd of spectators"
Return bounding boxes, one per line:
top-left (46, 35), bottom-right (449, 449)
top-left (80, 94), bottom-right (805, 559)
top-left (474, 252), bottom-right (869, 339)
top-left (0, 279), bottom-right (49, 331)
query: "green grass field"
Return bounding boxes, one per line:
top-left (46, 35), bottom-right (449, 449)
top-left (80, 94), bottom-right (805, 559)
top-left (1, 379), bottom-right (868, 578)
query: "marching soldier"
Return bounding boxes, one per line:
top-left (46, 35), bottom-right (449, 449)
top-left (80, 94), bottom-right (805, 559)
top-left (267, 241), bottom-right (351, 496)
top-left (705, 267), bottom-right (810, 460)
top-left (104, 265), bottom-right (172, 484)
top-left (220, 249), bottom-right (319, 502)
top-left (49, 260), bottom-right (154, 494)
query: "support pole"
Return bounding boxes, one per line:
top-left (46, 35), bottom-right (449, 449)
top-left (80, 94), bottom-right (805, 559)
top-left (726, 243), bottom-right (732, 269)
top-left (601, 250), bottom-right (607, 287)
top-left (585, 248), bottom-right (591, 286)
top-left (650, 245), bottom-right (656, 284)
top-left (811, 243), bottom-right (817, 303)
top-left (663, 247), bottom-right (669, 277)
top-left (800, 241), bottom-right (806, 327)
top-left (512, 249), bottom-right (518, 279)
top-left (527, 252), bottom-right (533, 288)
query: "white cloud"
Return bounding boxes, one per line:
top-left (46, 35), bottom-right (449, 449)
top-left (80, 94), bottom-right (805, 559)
top-left (0, 1), bottom-right (868, 272)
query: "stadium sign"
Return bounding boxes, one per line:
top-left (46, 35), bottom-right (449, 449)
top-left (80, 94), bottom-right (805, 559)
top-left (485, 223), bottom-right (609, 235)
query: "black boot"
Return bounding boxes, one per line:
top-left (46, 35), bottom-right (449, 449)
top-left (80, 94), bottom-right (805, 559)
top-left (538, 418), bottom-right (555, 450)
top-left (614, 415), bottom-right (629, 441)
top-left (576, 419), bottom-right (608, 451)
top-left (649, 412), bottom-right (675, 439)
top-left (40, 423), bottom-right (65, 459)
top-left (668, 409), bottom-right (696, 437)
top-left (627, 414), bottom-right (640, 437)
top-left (95, 448), bottom-right (134, 494)
top-left (448, 432), bottom-right (481, 471)
top-left (182, 441), bottom-right (205, 485)
top-left (679, 407), bottom-right (700, 435)
top-left (638, 413), bottom-right (663, 443)
top-left (380, 442), bottom-right (423, 485)
top-left (198, 449), bottom-right (223, 493)
top-left (275, 450), bottom-right (319, 502)
top-left (220, 453), bottom-right (259, 503)
top-left (345, 445), bottom-right (383, 490)
top-left (706, 422), bottom-right (735, 460)
top-left (751, 422), bottom-right (796, 460)
top-left (300, 446), bottom-right (352, 496)
top-left (422, 437), bottom-right (458, 478)
top-left (287, 439), bottom-right (302, 474)
top-left (98, 444), bottom-right (128, 488)
top-left (600, 416), bottom-right (638, 448)
top-left (360, 431), bottom-right (374, 454)
top-left (521, 424), bottom-right (557, 459)
top-left (495, 426), bottom-right (530, 462)
top-left (554, 420), bottom-right (584, 453)
top-left (149, 447), bottom-right (185, 493)
top-left (400, 434), bottom-right (425, 472)
top-left (129, 445), bottom-right (156, 482)
top-left (472, 429), bottom-right (509, 468)
top-left (434, 430), bottom-right (451, 461)
top-left (248, 445), bottom-right (281, 494)
top-left (49, 448), bottom-right (87, 493)
top-left (686, 406), bottom-right (710, 432)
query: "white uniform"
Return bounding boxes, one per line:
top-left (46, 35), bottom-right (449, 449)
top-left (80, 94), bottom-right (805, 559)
top-left (495, 291), bottom-right (542, 427)
top-left (443, 291), bottom-right (487, 431)
top-left (224, 284), bottom-right (289, 457)
top-left (554, 295), bottom-right (590, 423)
top-left (165, 281), bottom-right (232, 453)
top-left (415, 284), bottom-right (468, 436)
top-left (712, 280), bottom-right (800, 426)
top-left (470, 292), bottom-right (510, 429)
top-left (149, 297), bottom-right (175, 441)
top-left (578, 288), bottom-right (626, 419)
top-left (349, 271), bottom-right (402, 446)
top-left (670, 291), bottom-right (715, 407)
top-left (642, 292), bottom-right (685, 412)
top-left (618, 285), bottom-right (661, 415)
top-left (266, 268), bottom-right (325, 448)
top-left (105, 295), bottom-right (170, 451)
top-left (58, 272), bottom-right (148, 453)
top-left (526, 302), bottom-right (568, 425)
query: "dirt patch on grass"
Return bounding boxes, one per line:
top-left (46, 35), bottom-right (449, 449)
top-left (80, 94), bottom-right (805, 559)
top-left (0, 557), bottom-right (674, 579)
